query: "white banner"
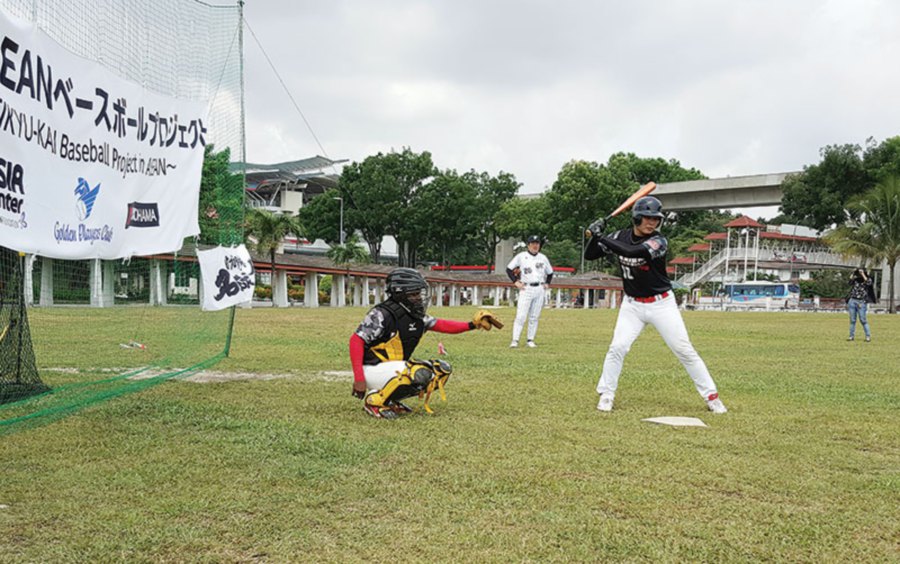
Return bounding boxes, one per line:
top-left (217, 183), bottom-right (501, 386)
top-left (198, 245), bottom-right (255, 311)
top-left (0, 9), bottom-right (207, 259)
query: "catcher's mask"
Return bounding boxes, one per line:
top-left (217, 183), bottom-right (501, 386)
top-left (386, 267), bottom-right (431, 318)
top-left (632, 196), bottom-right (664, 227)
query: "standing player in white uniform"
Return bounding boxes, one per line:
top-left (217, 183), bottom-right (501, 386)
top-left (584, 196), bottom-right (727, 414)
top-left (506, 235), bottom-right (553, 348)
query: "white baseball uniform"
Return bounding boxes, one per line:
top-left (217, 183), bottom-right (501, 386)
top-left (507, 250), bottom-right (553, 344)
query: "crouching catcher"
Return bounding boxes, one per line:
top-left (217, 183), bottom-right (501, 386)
top-left (349, 267), bottom-right (503, 419)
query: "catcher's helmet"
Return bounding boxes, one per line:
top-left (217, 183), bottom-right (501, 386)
top-left (632, 196), bottom-right (664, 225)
top-left (386, 267), bottom-right (431, 318)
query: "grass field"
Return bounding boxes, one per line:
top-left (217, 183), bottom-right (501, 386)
top-left (1, 306), bottom-right (898, 562)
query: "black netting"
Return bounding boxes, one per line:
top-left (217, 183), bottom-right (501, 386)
top-left (0, 247), bottom-right (49, 404)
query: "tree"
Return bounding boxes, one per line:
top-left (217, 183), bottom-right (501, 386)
top-left (863, 136), bottom-right (900, 183)
top-left (780, 144), bottom-right (870, 230)
top-left (541, 239), bottom-right (580, 270)
top-left (543, 160), bottom-right (625, 244)
top-left (798, 270), bottom-right (851, 300)
top-left (326, 234), bottom-right (370, 266)
top-left (468, 170), bottom-right (520, 271)
top-left (495, 195), bottom-right (551, 243)
top-left (605, 152), bottom-right (705, 185)
top-left (543, 153), bottom-right (708, 245)
top-left (198, 145), bottom-right (244, 246)
top-left (825, 175), bottom-right (900, 312)
top-left (408, 169), bottom-right (481, 267)
top-left (338, 148), bottom-right (436, 265)
top-left (297, 190), bottom-right (342, 245)
top-left (244, 209), bottom-right (302, 281)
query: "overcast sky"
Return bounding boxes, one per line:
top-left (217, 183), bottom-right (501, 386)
top-left (241, 0), bottom-right (900, 216)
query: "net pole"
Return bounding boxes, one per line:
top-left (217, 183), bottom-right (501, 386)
top-left (221, 0), bottom-right (248, 358)
top-left (15, 252), bottom-right (25, 383)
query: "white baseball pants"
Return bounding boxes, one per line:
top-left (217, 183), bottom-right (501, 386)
top-left (363, 361), bottom-right (407, 392)
top-left (596, 293), bottom-right (717, 399)
top-left (512, 285), bottom-right (546, 343)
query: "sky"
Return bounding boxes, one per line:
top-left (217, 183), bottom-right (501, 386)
top-left (240, 0), bottom-right (900, 218)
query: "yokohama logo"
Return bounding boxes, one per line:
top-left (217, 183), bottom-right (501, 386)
top-left (125, 202), bottom-right (160, 228)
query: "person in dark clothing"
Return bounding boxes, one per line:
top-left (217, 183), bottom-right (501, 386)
top-left (584, 196), bottom-right (726, 414)
top-left (847, 268), bottom-right (875, 342)
top-left (349, 267), bottom-right (502, 419)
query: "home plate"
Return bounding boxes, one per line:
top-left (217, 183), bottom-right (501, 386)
top-left (641, 416), bottom-right (708, 427)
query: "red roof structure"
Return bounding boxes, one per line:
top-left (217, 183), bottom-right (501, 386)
top-left (759, 231), bottom-right (818, 242)
top-left (669, 256), bottom-right (696, 265)
top-left (724, 215), bottom-right (765, 228)
top-left (687, 243), bottom-right (710, 252)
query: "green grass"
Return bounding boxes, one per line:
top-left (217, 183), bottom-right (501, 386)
top-left (2, 306), bottom-right (898, 562)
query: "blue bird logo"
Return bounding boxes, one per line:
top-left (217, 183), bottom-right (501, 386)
top-left (74, 177), bottom-right (101, 220)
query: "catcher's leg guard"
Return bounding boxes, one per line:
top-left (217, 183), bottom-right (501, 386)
top-left (422, 359), bottom-right (453, 414)
top-left (364, 360), bottom-right (435, 415)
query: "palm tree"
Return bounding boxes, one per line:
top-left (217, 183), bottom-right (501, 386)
top-left (825, 175), bottom-right (900, 312)
top-left (326, 234), bottom-right (370, 266)
top-left (244, 208), bottom-right (303, 283)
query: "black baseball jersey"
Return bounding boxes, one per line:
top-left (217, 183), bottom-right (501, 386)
top-left (354, 299), bottom-right (437, 365)
top-left (585, 228), bottom-right (671, 298)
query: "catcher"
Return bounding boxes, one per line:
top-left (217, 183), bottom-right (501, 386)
top-left (349, 267), bottom-right (503, 419)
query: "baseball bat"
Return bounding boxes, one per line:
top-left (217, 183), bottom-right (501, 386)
top-left (584, 181), bottom-right (657, 238)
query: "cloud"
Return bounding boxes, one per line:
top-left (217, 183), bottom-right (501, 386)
top-left (241, 0), bottom-right (900, 204)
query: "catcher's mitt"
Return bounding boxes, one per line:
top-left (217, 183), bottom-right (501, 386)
top-left (472, 310), bottom-right (504, 330)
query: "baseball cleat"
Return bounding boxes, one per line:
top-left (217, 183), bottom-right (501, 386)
top-left (526, 341), bottom-right (537, 348)
top-left (865, 336), bottom-right (871, 342)
top-left (509, 341), bottom-right (518, 348)
top-left (387, 400), bottom-right (414, 414)
top-left (363, 403), bottom-right (399, 420)
top-left (597, 394), bottom-right (614, 412)
top-left (707, 398), bottom-right (727, 414)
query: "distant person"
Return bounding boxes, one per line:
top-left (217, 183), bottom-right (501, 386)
top-left (506, 235), bottom-right (554, 348)
top-left (584, 196), bottom-right (726, 414)
top-left (847, 268), bottom-right (875, 342)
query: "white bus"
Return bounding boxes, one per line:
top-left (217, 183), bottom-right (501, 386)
top-left (725, 281), bottom-right (801, 309)
top-left (695, 281), bottom-right (801, 309)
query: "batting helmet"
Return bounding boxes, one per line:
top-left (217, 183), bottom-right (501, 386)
top-left (386, 267), bottom-right (431, 318)
top-left (632, 196), bottom-right (664, 225)
top-left (526, 235), bottom-right (542, 245)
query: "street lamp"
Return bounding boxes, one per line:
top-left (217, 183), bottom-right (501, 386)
top-left (332, 196), bottom-right (344, 245)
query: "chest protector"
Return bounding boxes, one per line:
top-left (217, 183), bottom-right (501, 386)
top-left (363, 300), bottom-right (426, 364)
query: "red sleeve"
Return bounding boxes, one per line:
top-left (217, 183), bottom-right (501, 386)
top-left (432, 318), bottom-right (475, 334)
top-left (349, 334), bottom-right (366, 383)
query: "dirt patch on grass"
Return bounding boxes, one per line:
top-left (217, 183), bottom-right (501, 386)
top-left (183, 370), bottom-right (353, 384)
top-left (47, 367), bottom-right (354, 384)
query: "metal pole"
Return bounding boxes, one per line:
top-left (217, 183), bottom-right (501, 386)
top-left (580, 227), bottom-right (585, 273)
top-left (788, 224), bottom-right (797, 283)
top-left (753, 228), bottom-right (759, 281)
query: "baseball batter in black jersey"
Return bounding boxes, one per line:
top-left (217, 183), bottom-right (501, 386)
top-left (584, 196), bottom-right (727, 414)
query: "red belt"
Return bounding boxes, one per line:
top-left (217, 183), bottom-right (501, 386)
top-left (632, 291), bottom-right (669, 303)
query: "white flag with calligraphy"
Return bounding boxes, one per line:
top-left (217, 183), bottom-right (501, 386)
top-left (197, 245), bottom-right (255, 311)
